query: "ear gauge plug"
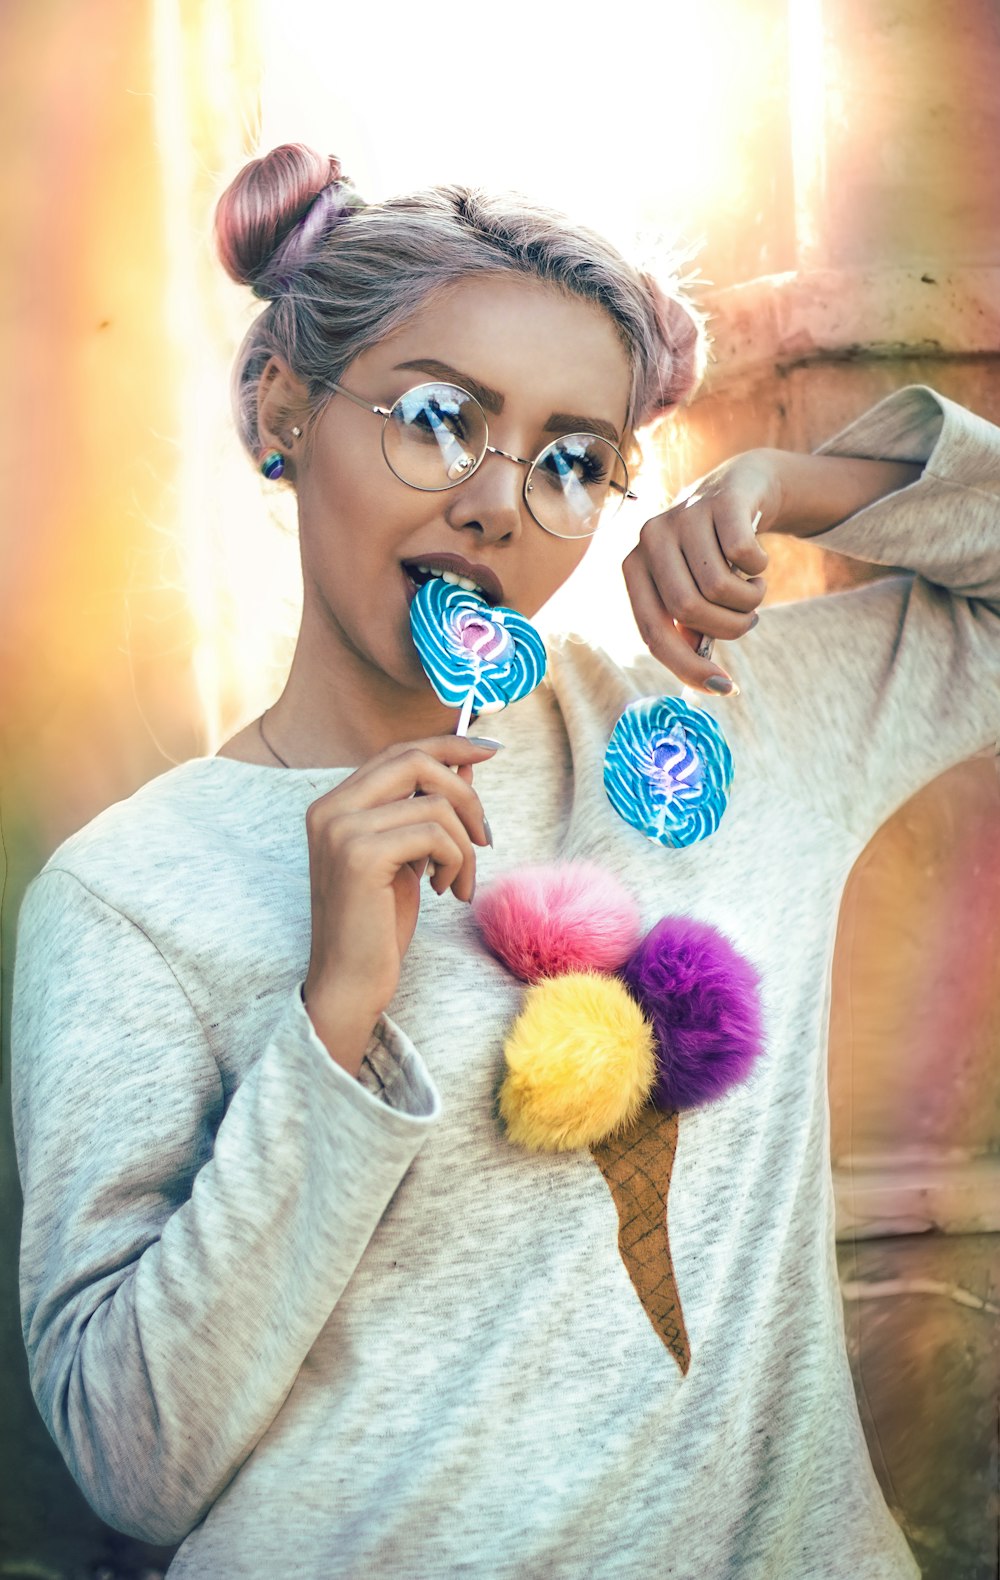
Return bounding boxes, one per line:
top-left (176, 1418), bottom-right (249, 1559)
top-left (260, 449), bottom-right (285, 480)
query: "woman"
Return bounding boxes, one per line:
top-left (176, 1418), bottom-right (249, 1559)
top-left (12, 143), bottom-right (999, 1578)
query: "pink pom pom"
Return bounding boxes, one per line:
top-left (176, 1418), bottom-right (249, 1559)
top-left (472, 861), bottom-right (643, 984)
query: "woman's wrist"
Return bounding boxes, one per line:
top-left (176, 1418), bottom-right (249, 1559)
top-left (301, 979), bottom-right (380, 1080)
top-left (760, 448), bottom-right (924, 541)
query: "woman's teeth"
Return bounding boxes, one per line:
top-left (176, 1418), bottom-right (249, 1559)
top-left (412, 564), bottom-right (486, 598)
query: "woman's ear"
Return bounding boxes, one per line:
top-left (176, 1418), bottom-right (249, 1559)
top-left (257, 355), bottom-right (310, 454)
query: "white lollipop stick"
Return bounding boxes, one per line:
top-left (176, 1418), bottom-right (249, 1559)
top-left (454, 653), bottom-right (484, 739)
top-left (425, 679), bottom-right (476, 883)
top-left (456, 685), bottom-right (476, 737)
top-left (655, 797), bottom-right (669, 846)
top-left (695, 508), bottom-right (763, 662)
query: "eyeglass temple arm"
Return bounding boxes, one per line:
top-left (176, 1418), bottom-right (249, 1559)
top-left (330, 380), bottom-right (392, 417)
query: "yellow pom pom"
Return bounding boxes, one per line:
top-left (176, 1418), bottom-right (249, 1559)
top-left (498, 971), bottom-right (656, 1152)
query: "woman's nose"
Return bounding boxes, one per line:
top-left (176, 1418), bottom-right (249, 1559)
top-left (445, 448), bottom-right (528, 542)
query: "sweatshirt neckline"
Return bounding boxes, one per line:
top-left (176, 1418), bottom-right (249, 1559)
top-left (200, 755), bottom-right (356, 772)
top-left (187, 675), bottom-right (556, 788)
top-left (191, 754), bottom-right (357, 781)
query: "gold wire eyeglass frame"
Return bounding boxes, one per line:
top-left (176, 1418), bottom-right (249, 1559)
top-left (329, 378), bottom-right (637, 540)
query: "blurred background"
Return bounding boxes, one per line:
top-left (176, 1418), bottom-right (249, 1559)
top-left (1, 1), bottom-right (998, 1576)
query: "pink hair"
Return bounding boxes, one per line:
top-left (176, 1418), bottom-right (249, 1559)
top-left (213, 142), bottom-right (707, 465)
top-left (637, 271), bottom-right (707, 423)
top-left (215, 144), bottom-right (345, 297)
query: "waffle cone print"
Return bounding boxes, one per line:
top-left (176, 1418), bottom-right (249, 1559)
top-left (473, 862), bottom-right (764, 1384)
top-left (591, 1103), bottom-right (691, 1375)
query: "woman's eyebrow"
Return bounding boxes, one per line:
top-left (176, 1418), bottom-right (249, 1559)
top-left (546, 409), bottom-right (620, 445)
top-left (393, 358), bottom-right (621, 445)
top-left (392, 359), bottom-right (504, 415)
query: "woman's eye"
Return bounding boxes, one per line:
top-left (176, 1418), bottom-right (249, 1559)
top-left (414, 402), bottom-right (468, 440)
top-left (542, 443), bottom-right (608, 486)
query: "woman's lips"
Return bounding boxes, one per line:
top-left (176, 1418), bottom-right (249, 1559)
top-left (400, 556), bottom-right (505, 606)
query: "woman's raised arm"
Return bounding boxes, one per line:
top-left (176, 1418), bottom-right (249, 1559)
top-left (624, 385), bottom-right (1000, 846)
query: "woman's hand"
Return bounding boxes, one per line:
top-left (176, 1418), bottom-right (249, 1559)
top-left (300, 735), bottom-right (497, 1074)
top-left (622, 450), bottom-right (780, 694)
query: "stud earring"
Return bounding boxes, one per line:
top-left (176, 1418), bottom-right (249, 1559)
top-left (291, 426), bottom-right (302, 438)
top-left (260, 449), bottom-right (285, 480)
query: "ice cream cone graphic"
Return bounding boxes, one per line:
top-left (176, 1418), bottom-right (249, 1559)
top-left (591, 1103), bottom-right (691, 1376)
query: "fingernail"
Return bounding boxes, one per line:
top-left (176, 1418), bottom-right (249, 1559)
top-left (483, 816), bottom-right (494, 848)
top-left (467, 736), bottom-right (505, 749)
top-left (749, 612), bottom-right (760, 629)
top-left (468, 875), bottom-right (476, 903)
top-left (705, 675), bottom-right (739, 695)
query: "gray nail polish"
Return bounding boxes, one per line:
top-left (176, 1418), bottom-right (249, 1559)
top-left (749, 612), bottom-right (760, 629)
top-left (705, 676), bottom-right (735, 694)
top-left (483, 816), bottom-right (494, 848)
top-left (467, 736), bottom-right (505, 749)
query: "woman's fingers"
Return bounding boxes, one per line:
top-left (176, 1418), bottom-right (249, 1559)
top-left (675, 504), bottom-right (766, 659)
top-left (311, 779), bottom-right (482, 903)
top-left (623, 489), bottom-right (772, 691)
top-left (677, 528), bottom-right (765, 623)
top-left (310, 738), bottom-right (495, 849)
top-left (625, 526), bottom-right (758, 668)
top-left (302, 737), bottom-right (503, 1041)
top-left (339, 799), bottom-right (474, 902)
top-left (341, 808), bottom-right (470, 910)
top-left (688, 490), bottom-right (769, 582)
top-left (623, 549), bottom-right (730, 690)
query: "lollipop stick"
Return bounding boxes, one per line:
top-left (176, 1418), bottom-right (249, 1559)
top-left (655, 798), bottom-right (669, 845)
top-left (427, 690), bottom-right (474, 878)
top-left (455, 685), bottom-right (476, 737)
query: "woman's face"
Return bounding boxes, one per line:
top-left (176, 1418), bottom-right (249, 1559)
top-left (276, 272), bottom-right (632, 709)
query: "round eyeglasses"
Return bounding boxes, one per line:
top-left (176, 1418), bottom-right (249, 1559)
top-left (329, 378), bottom-right (636, 539)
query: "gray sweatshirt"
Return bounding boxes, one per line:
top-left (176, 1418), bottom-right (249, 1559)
top-left (12, 386), bottom-right (999, 1578)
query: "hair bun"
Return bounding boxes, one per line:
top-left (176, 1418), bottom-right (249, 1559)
top-left (214, 143), bottom-right (358, 296)
top-left (636, 270), bottom-right (707, 424)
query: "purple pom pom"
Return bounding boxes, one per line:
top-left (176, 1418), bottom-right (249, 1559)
top-left (620, 915), bottom-right (765, 1110)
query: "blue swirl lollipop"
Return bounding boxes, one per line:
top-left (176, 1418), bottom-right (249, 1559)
top-left (604, 696), bottom-right (734, 847)
top-left (410, 577), bottom-right (547, 731)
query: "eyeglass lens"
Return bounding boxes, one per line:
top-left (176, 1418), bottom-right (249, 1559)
top-left (381, 382), bottom-right (627, 537)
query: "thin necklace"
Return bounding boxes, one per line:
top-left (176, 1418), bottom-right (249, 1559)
top-left (258, 709), bottom-right (292, 768)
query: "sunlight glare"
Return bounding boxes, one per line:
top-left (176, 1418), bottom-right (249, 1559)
top-left (788, 0), bottom-right (827, 265)
top-left (245, 0), bottom-right (784, 662)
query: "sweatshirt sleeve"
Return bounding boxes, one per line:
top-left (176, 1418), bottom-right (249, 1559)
top-left (10, 865), bottom-right (442, 1547)
top-left (691, 385), bottom-right (1000, 845)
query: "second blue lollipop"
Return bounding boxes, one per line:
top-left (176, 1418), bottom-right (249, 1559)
top-left (604, 696), bottom-right (734, 847)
